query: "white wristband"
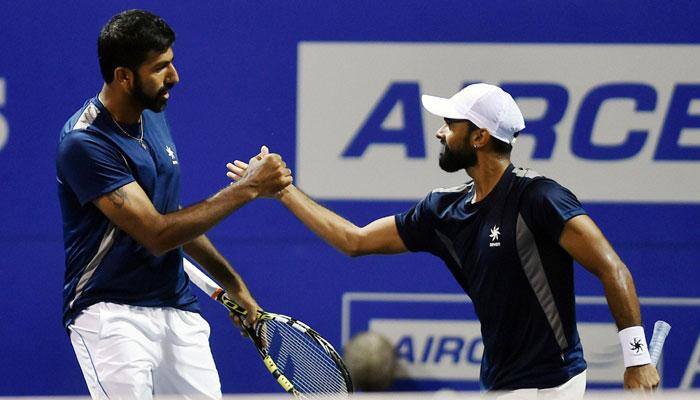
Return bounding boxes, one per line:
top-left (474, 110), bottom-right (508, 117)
top-left (619, 326), bottom-right (652, 367)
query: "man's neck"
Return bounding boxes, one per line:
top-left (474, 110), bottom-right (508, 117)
top-left (98, 84), bottom-right (143, 124)
top-left (466, 156), bottom-right (511, 203)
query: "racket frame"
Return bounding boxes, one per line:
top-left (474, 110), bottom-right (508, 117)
top-left (184, 258), bottom-right (353, 397)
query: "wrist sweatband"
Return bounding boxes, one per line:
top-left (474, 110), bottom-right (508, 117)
top-left (619, 326), bottom-right (651, 367)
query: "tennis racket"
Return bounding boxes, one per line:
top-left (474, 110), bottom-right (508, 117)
top-left (183, 258), bottom-right (354, 398)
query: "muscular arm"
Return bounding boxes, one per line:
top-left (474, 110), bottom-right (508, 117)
top-left (94, 149), bottom-right (291, 256)
top-left (183, 234), bottom-right (251, 295)
top-left (277, 185), bottom-right (407, 256)
top-left (560, 214), bottom-right (659, 389)
top-left (95, 180), bottom-right (257, 256)
top-left (183, 234), bottom-right (260, 325)
top-left (560, 214), bottom-right (640, 329)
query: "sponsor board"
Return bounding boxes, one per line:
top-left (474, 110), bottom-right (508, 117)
top-left (369, 319), bottom-right (623, 383)
top-left (298, 43), bottom-right (700, 202)
top-left (370, 319), bottom-right (483, 381)
top-left (342, 292), bottom-right (700, 389)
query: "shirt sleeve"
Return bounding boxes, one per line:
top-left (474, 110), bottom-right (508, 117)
top-left (57, 131), bottom-right (135, 206)
top-left (520, 178), bottom-right (587, 243)
top-left (394, 194), bottom-right (437, 253)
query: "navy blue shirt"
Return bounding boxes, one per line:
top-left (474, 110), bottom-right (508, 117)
top-left (395, 164), bottom-right (587, 391)
top-left (56, 96), bottom-right (199, 328)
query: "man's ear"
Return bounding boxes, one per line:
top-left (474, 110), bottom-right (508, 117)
top-left (471, 128), bottom-right (491, 148)
top-left (113, 67), bottom-right (134, 91)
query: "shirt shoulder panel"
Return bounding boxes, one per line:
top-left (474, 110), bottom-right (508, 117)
top-left (520, 178), bottom-right (587, 242)
top-left (57, 130), bottom-right (134, 206)
top-left (395, 191), bottom-right (437, 252)
top-left (395, 184), bottom-right (471, 253)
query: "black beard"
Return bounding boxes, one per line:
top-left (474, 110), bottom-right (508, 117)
top-left (132, 73), bottom-right (171, 112)
top-left (439, 142), bottom-right (477, 172)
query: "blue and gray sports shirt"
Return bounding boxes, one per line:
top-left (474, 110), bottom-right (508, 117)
top-left (56, 96), bottom-right (199, 328)
top-left (395, 164), bottom-right (587, 390)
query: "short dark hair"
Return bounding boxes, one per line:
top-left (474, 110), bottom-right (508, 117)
top-left (98, 10), bottom-right (175, 83)
top-left (468, 120), bottom-right (514, 154)
top-left (490, 135), bottom-right (513, 154)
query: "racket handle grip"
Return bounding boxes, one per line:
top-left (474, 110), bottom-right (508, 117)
top-left (649, 320), bottom-right (671, 366)
top-left (183, 258), bottom-right (223, 298)
top-left (183, 258), bottom-right (250, 316)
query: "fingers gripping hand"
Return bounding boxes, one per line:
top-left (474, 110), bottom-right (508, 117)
top-left (249, 145), bottom-right (269, 165)
top-left (229, 312), bottom-right (249, 337)
top-left (226, 160), bottom-right (248, 182)
top-left (228, 297), bottom-right (261, 337)
top-left (624, 364), bottom-right (660, 391)
top-left (242, 302), bottom-right (260, 328)
top-left (227, 145), bottom-right (292, 197)
top-left (229, 145), bottom-right (267, 182)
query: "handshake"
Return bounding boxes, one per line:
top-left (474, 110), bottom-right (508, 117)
top-left (226, 145), bottom-right (293, 198)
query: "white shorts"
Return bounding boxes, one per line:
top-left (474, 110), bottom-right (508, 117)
top-left (495, 370), bottom-right (587, 400)
top-left (69, 302), bottom-right (222, 399)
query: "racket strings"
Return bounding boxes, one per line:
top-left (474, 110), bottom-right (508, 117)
top-left (265, 322), bottom-right (345, 393)
top-left (260, 319), bottom-right (349, 397)
top-left (275, 335), bottom-right (344, 397)
top-left (265, 336), bottom-right (344, 396)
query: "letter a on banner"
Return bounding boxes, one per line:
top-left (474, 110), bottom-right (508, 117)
top-left (342, 82), bottom-right (425, 158)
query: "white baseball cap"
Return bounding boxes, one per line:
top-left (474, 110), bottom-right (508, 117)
top-left (421, 83), bottom-right (525, 144)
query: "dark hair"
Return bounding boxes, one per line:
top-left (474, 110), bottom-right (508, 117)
top-left (490, 136), bottom-right (513, 154)
top-left (468, 120), bottom-right (513, 154)
top-left (98, 10), bottom-right (175, 83)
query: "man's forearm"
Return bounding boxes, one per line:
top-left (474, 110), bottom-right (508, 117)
top-left (152, 182), bottom-right (257, 254)
top-left (600, 262), bottom-right (642, 329)
top-left (602, 262), bottom-right (660, 388)
top-left (183, 235), bottom-right (249, 295)
top-left (278, 185), bottom-right (361, 255)
top-left (99, 151), bottom-right (291, 256)
top-left (559, 216), bottom-right (643, 329)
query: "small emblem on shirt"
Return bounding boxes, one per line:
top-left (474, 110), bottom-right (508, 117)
top-left (630, 338), bottom-right (645, 353)
top-left (165, 146), bottom-right (178, 164)
top-left (489, 225), bottom-right (501, 247)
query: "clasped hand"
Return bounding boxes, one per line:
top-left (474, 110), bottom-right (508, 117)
top-left (231, 145), bottom-right (292, 197)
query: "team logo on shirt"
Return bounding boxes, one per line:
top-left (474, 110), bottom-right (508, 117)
top-left (165, 146), bottom-right (178, 165)
top-left (489, 226), bottom-right (501, 247)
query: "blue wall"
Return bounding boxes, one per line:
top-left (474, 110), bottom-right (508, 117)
top-left (0, 1), bottom-right (698, 395)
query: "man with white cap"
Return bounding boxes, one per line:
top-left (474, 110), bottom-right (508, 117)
top-left (228, 83), bottom-right (659, 396)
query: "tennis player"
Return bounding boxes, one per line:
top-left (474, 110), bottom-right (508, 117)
top-left (228, 84), bottom-right (659, 397)
top-left (56, 10), bottom-right (292, 398)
